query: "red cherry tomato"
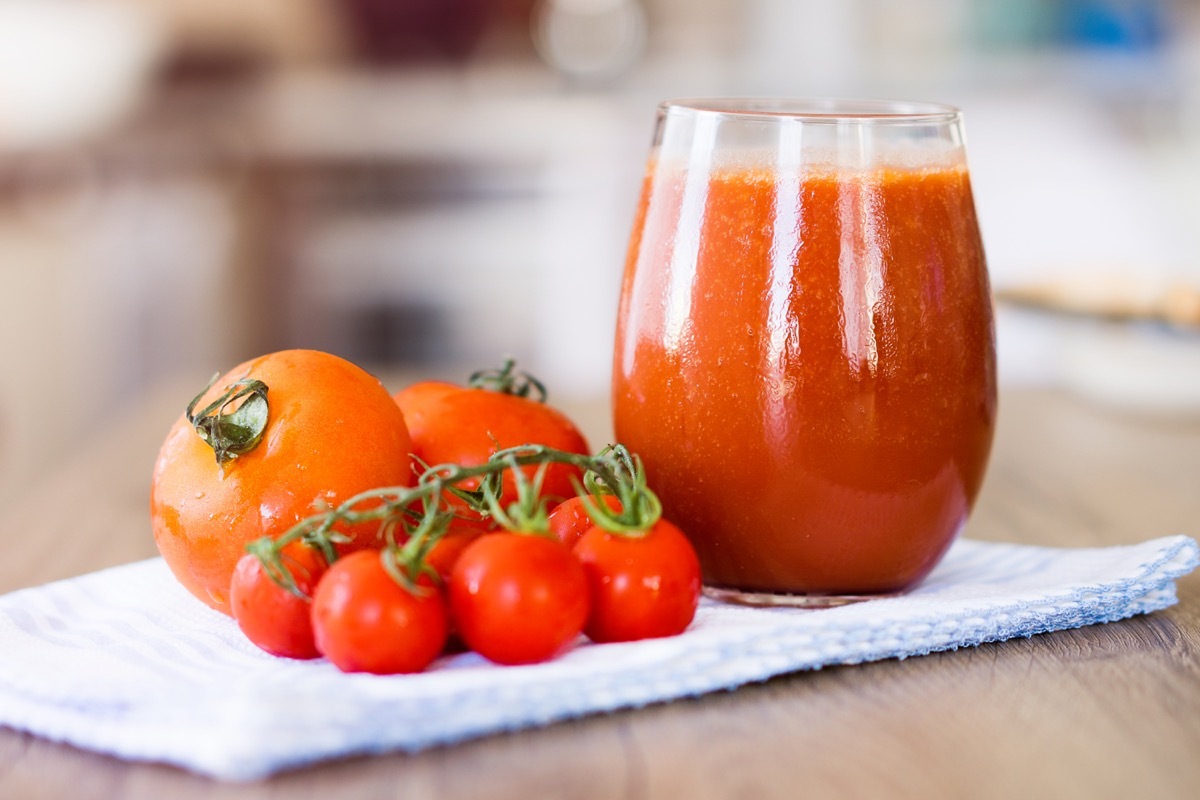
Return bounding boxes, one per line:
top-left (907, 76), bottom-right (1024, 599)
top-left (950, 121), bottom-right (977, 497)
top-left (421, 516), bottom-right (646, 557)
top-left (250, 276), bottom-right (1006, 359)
top-left (311, 550), bottom-right (448, 675)
top-left (449, 533), bottom-right (589, 665)
top-left (547, 494), bottom-right (622, 550)
top-left (573, 520), bottom-right (702, 644)
top-left (425, 525), bottom-right (486, 584)
top-left (230, 543), bottom-right (327, 659)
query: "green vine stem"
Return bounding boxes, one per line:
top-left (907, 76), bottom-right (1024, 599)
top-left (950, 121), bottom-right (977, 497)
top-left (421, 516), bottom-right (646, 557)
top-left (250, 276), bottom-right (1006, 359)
top-left (382, 505), bottom-right (455, 594)
top-left (576, 446), bottom-right (664, 538)
top-left (186, 374), bottom-right (270, 469)
top-left (247, 444), bottom-right (629, 597)
top-left (467, 356), bottom-right (547, 401)
top-left (244, 537), bottom-right (306, 599)
top-left (478, 455), bottom-right (553, 536)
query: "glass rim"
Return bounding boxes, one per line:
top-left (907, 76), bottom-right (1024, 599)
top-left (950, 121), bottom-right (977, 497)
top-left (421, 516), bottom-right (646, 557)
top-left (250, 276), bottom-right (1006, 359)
top-left (661, 97), bottom-right (962, 124)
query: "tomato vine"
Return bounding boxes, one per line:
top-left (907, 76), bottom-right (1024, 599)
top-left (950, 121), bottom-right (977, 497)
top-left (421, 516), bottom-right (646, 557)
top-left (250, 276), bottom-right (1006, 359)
top-left (466, 356), bottom-right (547, 401)
top-left (247, 443), bottom-right (642, 599)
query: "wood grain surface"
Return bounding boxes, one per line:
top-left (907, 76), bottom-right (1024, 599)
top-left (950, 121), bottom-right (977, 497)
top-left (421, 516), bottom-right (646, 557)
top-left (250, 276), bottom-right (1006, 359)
top-left (1, 385), bottom-right (1198, 799)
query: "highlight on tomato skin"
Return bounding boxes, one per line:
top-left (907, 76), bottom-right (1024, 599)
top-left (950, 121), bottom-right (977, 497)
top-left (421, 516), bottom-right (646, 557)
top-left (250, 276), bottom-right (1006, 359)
top-left (150, 349), bottom-right (415, 616)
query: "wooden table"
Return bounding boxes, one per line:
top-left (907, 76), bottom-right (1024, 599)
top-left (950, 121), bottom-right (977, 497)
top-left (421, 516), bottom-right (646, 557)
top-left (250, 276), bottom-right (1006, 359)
top-left (1, 385), bottom-right (1198, 798)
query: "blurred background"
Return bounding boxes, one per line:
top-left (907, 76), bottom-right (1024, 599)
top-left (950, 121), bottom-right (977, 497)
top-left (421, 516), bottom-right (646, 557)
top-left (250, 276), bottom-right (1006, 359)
top-left (2, 0), bottom-right (1199, 509)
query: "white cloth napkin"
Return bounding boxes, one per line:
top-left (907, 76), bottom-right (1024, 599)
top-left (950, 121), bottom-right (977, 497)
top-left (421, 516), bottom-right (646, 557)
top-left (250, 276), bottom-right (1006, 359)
top-left (0, 535), bottom-right (1196, 781)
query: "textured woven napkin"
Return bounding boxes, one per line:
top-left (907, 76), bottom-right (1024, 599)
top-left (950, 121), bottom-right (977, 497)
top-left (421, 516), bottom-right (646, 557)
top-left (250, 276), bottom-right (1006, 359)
top-left (0, 535), bottom-right (1196, 781)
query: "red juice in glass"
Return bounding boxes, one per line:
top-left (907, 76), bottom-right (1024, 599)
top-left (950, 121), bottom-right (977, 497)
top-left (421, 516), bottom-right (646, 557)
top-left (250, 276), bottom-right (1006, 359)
top-left (613, 99), bottom-right (997, 604)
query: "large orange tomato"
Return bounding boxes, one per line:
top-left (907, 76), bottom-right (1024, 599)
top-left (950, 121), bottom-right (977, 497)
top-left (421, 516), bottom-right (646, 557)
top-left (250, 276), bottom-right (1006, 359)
top-left (151, 350), bottom-right (414, 615)
top-left (395, 376), bottom-right (590, 513)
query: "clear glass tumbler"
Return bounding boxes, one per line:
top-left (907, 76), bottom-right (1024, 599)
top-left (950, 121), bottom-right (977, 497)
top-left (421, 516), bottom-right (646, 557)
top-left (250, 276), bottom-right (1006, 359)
top-left (613, 98), bottom-right (997, 606)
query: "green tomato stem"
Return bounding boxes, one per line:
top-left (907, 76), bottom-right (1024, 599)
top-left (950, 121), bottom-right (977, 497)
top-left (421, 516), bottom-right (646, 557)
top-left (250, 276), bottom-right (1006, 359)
top-left (247, 443), bottom-right (652, 596)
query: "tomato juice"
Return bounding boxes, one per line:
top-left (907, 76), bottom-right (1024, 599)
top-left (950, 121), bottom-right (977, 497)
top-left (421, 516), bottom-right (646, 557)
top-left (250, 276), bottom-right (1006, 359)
top-left (613, 155), bottom-right (996, 597)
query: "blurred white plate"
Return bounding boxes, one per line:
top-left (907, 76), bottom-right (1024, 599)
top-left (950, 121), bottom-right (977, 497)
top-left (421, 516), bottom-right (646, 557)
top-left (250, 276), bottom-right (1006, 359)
top-left (0, 2), bottom-right (164, 151)
top-left (996, 284), bottom-right (1200, 417)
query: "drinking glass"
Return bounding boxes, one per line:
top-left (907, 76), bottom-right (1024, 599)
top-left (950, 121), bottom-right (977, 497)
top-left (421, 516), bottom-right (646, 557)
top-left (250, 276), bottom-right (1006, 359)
top-left (613, 98), bottom-right (997, 606)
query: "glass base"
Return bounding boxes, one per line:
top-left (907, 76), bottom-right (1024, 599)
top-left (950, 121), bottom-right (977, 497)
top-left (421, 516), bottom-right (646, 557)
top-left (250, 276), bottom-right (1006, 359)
top-left (703, 585), bottom-right (906, 608)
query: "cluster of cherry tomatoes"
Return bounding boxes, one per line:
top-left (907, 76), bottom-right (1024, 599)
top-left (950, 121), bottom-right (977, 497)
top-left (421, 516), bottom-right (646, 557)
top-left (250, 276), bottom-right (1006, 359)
top-left (150, 350), bottom-right (702, 675)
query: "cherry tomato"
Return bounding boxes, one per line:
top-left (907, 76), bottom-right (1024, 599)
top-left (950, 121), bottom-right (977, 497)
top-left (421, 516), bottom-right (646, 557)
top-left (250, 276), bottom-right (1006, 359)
top-left (151, 350), bottom-right (414, 615)
top-left (547, 494), bottom-right (622, 550)
top-left (449, 533), bottom-right (589, 665)
top-left (395, 381), bottom-right (589, 510)
top-left (311, 550), bottom-right (449, 675)
top-left (573, 520), bottom-right (702, 644)
top-left (230, 543), bottom-right (326, 659)
top-left (425, 525), bottom-right (486, 584)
